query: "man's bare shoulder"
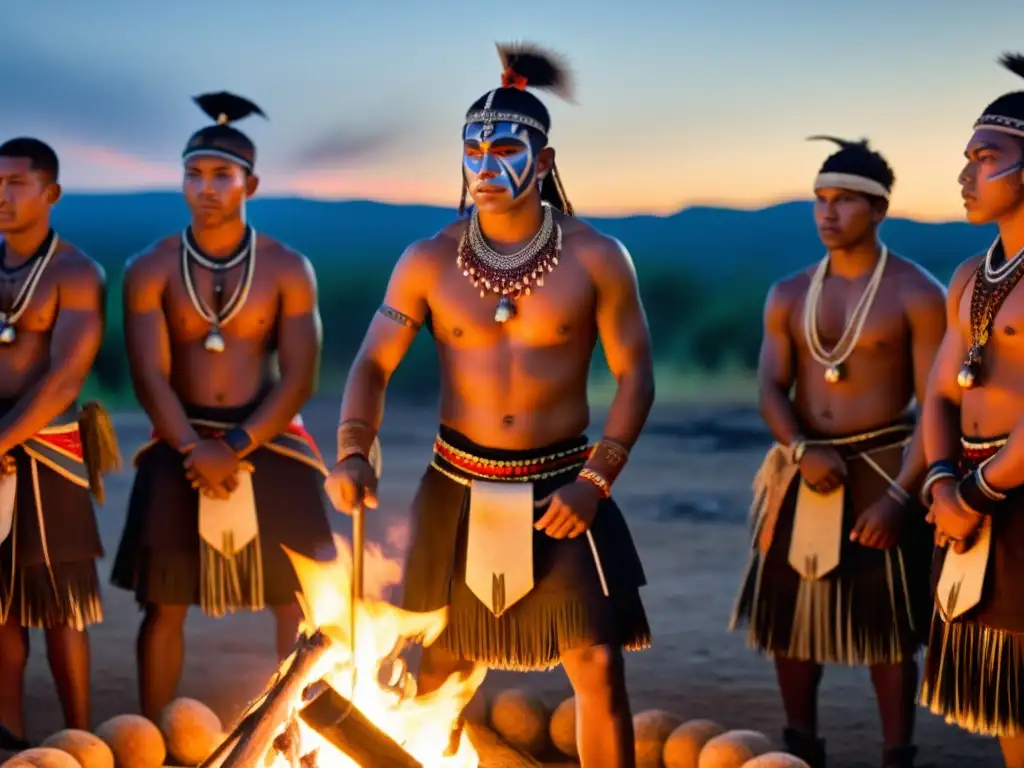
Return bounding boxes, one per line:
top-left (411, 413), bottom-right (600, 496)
top-left (124, 235), bottom-right (179, 281)
top-left (562, 218), bottom-right (637, 279)
top-left (888, 254), bottom-right (947, 302)
top-left (396, 221), bottom-right (461, 274)
top-left (51, 239), bottom-right (105, 287)
top-left (254, 234), bottom-right (316, 284)
top-left (767, 268), bottom-right (813, 309)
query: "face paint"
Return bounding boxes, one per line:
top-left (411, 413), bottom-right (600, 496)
top-left (987, 160), bottom-right (1023, 182)
top-left (463, 121), bottom-right (546, 200)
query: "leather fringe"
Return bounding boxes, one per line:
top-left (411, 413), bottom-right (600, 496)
top-left (200, 536), bottom-right (265, 617)
top-left (79, 400), bottom-right (123, 504)
top-left (433, 592), bottom-right (651, 671)
top-left (0, 560), bottom-right (102, 630)
top-left (921, 611), bottom-right (1024, 737)
top-left (731, 546), bottom-right (918, 666)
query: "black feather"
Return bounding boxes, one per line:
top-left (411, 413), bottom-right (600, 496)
top-left (806, 135), bottom-right (870, 151)
top-left (496, 42), bottom-right (575, 102)
top-left (999, 52), bottom-right (1024, 81)
top-left (192, 92), bottom-right (267, 125)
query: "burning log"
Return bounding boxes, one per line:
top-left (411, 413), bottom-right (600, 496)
top-left (298, 681), bottom-right (423, 768)
top-left (200, 630), bottom-right (333, 768)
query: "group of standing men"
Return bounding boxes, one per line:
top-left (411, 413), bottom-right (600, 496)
top-left (0, 44), bottom-right (654, 768)
top-left (731, 51), bottom-right (1024, 768)
top-left (2, 39), bottom-right (1024, 768)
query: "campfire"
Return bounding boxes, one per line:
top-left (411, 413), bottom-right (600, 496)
top-left (202, 533), bottom-right (487, 767)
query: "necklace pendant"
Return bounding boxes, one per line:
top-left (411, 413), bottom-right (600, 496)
top-left (0, 324), bottom-right (15, 345)
top-left (494, 296), bottom-right (516, 323)
top-left (824, 363), bottom-right (843, 384)
top-left (204, 329), bottom-right (226, 353)
top-left (957, 361), bottom-right (978, 389)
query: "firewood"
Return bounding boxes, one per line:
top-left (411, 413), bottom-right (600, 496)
top-left (200, 631), bottom-right (332, 768)
top-left (298, 682), bottom-right (422, 768)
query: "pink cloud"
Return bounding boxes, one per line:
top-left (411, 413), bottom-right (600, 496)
top-left (59, 144), bottom-right (182, 190)
top-left (269, 169), bottom-right (453, 207)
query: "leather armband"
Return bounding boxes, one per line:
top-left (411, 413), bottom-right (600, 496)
top-left (579, 438), bottom-right (630, 495)
top-left (337, 419), bottom-right (377, 465)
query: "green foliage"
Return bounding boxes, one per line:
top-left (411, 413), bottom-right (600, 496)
top-left (84, 242), bottom-right (773, 402)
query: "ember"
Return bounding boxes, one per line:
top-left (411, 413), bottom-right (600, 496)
top-left (201, 533), bottom-right (486, 767)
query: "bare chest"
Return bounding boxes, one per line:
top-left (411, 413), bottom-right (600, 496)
top-left (164, 263), bottom-right (279, 341)
top-left (0, 268), bottom-right (59, 334)
top-left (795, 278), bottom-right (907, 353)
top-left (429, 252), bottom-right (594, 347)
top-left (957, 274), bottom-right (1024, 349)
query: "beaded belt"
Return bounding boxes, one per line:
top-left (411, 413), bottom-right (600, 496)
top-left (430, 435), bottom-right (591, 487)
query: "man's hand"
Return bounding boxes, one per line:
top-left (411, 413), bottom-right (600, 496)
top-left (184, 439), bottom-right (241, 500)
top-left (931, 480), bottom-right (984, 554)
top-left (324, 455), bottom-right (379, 515)
top-left (798, 445), bottom-right (847, 493)
top-left (535, 480), bottom-right (602, 540)
top-left (0, 454), bottom-right (15, 477)
top-left (850, 493), bottom-right (905, 549)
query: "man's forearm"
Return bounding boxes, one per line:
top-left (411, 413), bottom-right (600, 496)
top-left (577, 369), bottom-right (654, 496)
top-left (0, 372), bottom-right (82, 456)
top-left (336, 359), bottom-right (390, 463)
top-left (235, 375), bottom-right (315, 457)
top-left (600, 369), bottom-right (655, 450)
top-left (760, 384), bottom-right (803, 448)
top-left (135, 376), bottom-right (201, 452)
top-left (893, 427), bottom-right (927, 496)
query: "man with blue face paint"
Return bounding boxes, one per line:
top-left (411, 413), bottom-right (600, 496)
top-left (922, 52), bottom-right (1024, 768)
top-left (325, 43), bottom-right (655, 767)
top-left (731, 137), bottom-right (946, 768)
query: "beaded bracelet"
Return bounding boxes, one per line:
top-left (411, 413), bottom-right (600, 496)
top-left (577, 468), bottom-right (611, 498)
top-left (886, 484), bottom-right (911, 506)
top-left (957, 468), bottom-right (1006, 517)
top-left (920, 460), bottom-right (960, 507)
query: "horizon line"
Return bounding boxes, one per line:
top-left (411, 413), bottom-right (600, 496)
top-left (59, 187), bottom-right (972, 226)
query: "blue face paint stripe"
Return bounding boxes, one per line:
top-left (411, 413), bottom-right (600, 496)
top-left (987, 161), bottom-right (1022, 181)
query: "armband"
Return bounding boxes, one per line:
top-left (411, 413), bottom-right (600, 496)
top-left (957, 468), bottom-right (1007, 517)
top-left (337, 419), bottom-right (377, 465)
top-left (920, 460), bottom-right (959, 507)
top-left (580, 438), bottom-right (630, 493)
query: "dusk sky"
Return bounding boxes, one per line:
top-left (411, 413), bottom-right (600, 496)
top-left (7, 0), bottom-right (1024, 220)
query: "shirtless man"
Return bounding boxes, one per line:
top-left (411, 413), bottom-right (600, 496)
top-left (730, 137), bottom-right (946, 768)
top-left (920, 52), bottom-right (1024, 768)
top-left (109, 92), bottom-right (335, 721)
top-left (0, 138), bottom-right (120, 747)
top-left (324, 45), bottom-right (654, 767)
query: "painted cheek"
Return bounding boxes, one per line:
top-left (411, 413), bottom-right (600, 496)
top-left (986, 161), bottom-right (1022, 182)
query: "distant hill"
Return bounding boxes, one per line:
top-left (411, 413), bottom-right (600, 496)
top-left (51, 192), bottom-right (995, 282)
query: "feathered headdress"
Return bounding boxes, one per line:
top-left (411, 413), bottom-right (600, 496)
top-left (974, 52), bottom-right (1024, 138)
top-left (183, 91), bottom-right (268, 171)
top-left (464, 42), bottom-right (575, 139)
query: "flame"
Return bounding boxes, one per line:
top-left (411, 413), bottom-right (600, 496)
top-left (245, 533), bottom-right (486, 767)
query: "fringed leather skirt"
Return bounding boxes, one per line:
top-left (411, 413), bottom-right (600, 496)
top-left (922, 436), bottom-right (1024, 737)
top-left (400, 426), bottom-right (651, 671)
top-left (731, 422), bottom-right (933, 666)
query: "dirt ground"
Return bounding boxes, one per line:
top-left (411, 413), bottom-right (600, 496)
top-left (7, 401), bottom-right (1002, 767)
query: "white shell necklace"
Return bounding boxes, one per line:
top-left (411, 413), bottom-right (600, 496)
top-left (803, 244), bottom-right (889, 384)
top-left (0, 232), bottom-right (61, 345)
top-left (180, 227), bottom-right (257, 353)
